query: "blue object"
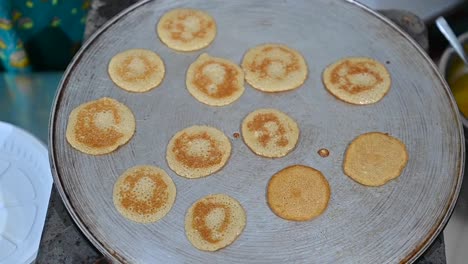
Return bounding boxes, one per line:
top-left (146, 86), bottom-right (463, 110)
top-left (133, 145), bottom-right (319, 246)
top-left (0, 0), bottom-right (90, 72)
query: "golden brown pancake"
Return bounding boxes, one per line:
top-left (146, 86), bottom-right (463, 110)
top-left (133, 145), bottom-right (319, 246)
top-left (186, 53), bottom-right (245, 106)
top-left (267, 165), bottom-right (330, 221)
top-left (322, 57), bottom-right (391, 105)
top-left (343, 132), bottom-right (408, 186)
top-left (65, 97), bottom-right (135, 155)
top-left (241, 44), bottom-right (308, 92)
top-left (113, 165), bottom-right (176, 223)
top-left (157, 8), bottom-right (216, 51)
top-left (185, 194), bottom-right (246, 251)
top-left (166, 126), bottom-right (231, 178)
top-left (108, 49), bottom-right (165, 93)
top-left (241, 108), bottom-right (299, 158)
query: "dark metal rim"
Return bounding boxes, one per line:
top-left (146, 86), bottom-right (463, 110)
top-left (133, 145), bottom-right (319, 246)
top-left (48, 0), bottom-right (465, 263)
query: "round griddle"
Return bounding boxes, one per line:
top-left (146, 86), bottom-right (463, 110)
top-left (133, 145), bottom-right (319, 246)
top-left (49, 0), bottom-right (465, 263)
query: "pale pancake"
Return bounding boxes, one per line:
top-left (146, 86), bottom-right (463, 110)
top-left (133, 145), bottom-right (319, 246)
top-left (343, 132), bottom-right (408, 186)
top-left (186, 53), bottom-right (245, 106)
top-left (323, 57), bottom-right (391, 105)
top-left (166, 126), bottom-right (231, 178)
top-left (113, 165), bottom-right (176, 223)
top-left (108, 49), bottom-right (165, 92)
top-left (157, 8), bottom-right (216, 51)
top-left (241, 108), bottom-right (299, 158)
top-left (267, 165), bottom-right (330, 221)
top-left (185, 194), bottom-right (246, 251)
top-left (241, 43), bottom-right (308, 92)
top-left (66, 97), bottom-right (135, 155)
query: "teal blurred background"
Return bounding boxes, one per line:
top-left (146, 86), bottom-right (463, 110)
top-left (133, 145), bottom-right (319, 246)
top-left (0, 1), bottom-right (89, 142)
top-left (0, 73), bottom-right (60, 142)
top-left (0, 0), bottom-right (89, 73)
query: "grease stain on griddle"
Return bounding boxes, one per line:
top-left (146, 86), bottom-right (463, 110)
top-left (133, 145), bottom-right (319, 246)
top-left (318, 148), bottom-right (330, 158)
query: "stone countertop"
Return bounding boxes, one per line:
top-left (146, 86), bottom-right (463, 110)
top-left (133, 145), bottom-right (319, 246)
top-left (35, 1), bottom-right (446, 263)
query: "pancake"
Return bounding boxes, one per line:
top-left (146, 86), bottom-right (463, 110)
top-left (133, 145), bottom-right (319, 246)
top-left (343, 132), bottom-right (408, 186)
top-left (322, 57), bottom-right (391, 105)
top-left (241, 108), bottom-right (299, 158)
top-left (166, 126), bottom-right (231, 178)
top-left (267, 165), bottom-right (330, 221)
top-left (108, 49), bottom-right (165, 92)
top-left (185, 194), bottom-right (246, 251)
top-left (157, 8), bottom-right (216, 51)
top-left (113, 165), bottom-right (176, 223)
top-left (186, 53), bottom-right (245, 106)
top-left (66, 97), bottom-right (135, 155)
top-left (241, 44), bottom-right (308, 92)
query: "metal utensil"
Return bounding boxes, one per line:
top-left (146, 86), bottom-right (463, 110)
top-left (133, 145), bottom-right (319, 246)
top-left (49, 0), bottom-right (464, 263)
top-left (437, 17), bottom-right (468, 66)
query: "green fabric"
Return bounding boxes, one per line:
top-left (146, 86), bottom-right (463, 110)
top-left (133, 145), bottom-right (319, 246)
top-left (0, 0), bottom-right (90, 72)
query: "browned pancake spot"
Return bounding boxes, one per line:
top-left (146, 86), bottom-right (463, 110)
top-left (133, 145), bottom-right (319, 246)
top-left (330, 60), bottom-right (384, 94)
top-left (192, 198), bottom-right (231, 244)
top-left (163, 11), bottom-right (214, 43)
top-left (192, 61), bottom-right (239, 98)
top-left (117, 55), bottom-right (158, 82)
top-left (119, 168), bottom-right (169, 215)
top-left (247, 113), bottom-right (288, 147)
top-left (75, 99), bottom-right (123, 148)
top-left (249, 46), bottom-right (300, 80)
top-left (173, 132), bottom-right (223, 168)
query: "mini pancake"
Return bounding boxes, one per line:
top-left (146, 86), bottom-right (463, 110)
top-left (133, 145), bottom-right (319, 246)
top-left (166, 126), bottom-right (231, 178)
top-left (186, 53), bottom-right (245, 106)
top-left (185, 194), bottom-right (246, 251)
top-left (157, 8), bottom-right (216, 51)
top-left (241, 44), bottom-right (308, 92)
top-left (66, 97), bottom-right (135, 155)
top-left (113, 165), bottom-right (176, 223)
top-left (108, 49), bottom-right (165, 92)
top-left (267, 165), bottom-right (330, 221)
top-left (241, 108), bottom-right (299, 158)
top-left (343, 132), bottom-right (408, 186)
top-left (323, 57), bottom-right (391, 105)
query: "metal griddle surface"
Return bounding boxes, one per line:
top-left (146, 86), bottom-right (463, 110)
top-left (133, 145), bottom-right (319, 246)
top-left (49, 0), bottom-right (464, 263)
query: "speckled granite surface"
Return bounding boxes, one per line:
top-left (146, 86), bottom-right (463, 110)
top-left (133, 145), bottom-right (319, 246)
top-left (36, 1), bottom-right (446, 263)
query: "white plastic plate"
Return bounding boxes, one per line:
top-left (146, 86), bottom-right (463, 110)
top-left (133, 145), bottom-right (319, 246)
top-left (0, 121), bottom-right (53, 264)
